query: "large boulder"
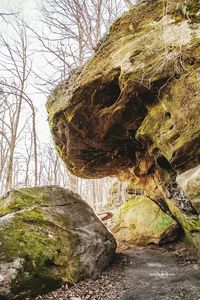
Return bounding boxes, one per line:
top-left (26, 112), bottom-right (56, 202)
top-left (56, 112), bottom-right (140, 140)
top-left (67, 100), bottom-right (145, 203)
top-left (112, 196), bottom-right (179, 245)
top-left (47, 0), bottom-right (200, 179)
top-left (46, 0), bottom-right (200, 251)
top-left (0, 186), bottom-right (116, 299)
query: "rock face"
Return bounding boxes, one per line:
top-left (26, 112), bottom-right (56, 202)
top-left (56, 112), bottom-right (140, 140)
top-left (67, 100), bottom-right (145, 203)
top-left (0, 186), bottom-right (116, 299)
top-left (47, 0), bottom-right (200, 178)
top-left (112, 196), bottom-right (179, 245)
top-left (177, 166), bottom-right (200, 214)
top-left (47, 0), bottom-right (200, 251)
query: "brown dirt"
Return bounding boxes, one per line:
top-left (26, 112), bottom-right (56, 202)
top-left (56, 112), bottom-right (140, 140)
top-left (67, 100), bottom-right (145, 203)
top-left (29, 243), bottom-right (200, 300)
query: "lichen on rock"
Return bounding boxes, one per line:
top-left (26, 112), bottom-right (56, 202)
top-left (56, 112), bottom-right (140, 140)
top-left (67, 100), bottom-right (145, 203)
top-left (167, 199), bottom-right (200, 254)
top-left (111, 196), bottom-right (179, 246)
top-left (47, 0), bottom-right (200, 251)
top-left (47, 0), bottom-right (200, 180)
top-left (0, 186), bottom-right (116, 299)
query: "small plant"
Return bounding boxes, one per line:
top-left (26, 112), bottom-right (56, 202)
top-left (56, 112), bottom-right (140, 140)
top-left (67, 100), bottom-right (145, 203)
top-left (176, 2), bottom-right (189, 19)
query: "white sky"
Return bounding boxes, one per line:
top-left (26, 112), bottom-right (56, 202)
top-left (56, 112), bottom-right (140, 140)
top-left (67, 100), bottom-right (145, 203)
top-left (0, 0), bottom-right (38, 14)
top-left (0, 0), bottom-right (131, 190)
top-left (0, 0), bottom-right (133, 145)
top-left (0, 0), bottom-right (52, 144)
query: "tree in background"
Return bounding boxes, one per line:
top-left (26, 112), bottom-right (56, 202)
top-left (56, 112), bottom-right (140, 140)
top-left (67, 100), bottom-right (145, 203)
top-left (0, 0), bottom-right (128, 210)
top-left (0, 22), bottom-right (38, 193)
top-left (31, 0), bottom-right (126, 93)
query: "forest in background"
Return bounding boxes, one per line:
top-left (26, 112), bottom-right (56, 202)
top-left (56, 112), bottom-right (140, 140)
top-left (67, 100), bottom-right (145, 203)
top-left (0, 0), bottom-right (137, 210)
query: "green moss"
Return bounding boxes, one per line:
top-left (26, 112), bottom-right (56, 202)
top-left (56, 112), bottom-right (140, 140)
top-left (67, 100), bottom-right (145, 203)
top-left (46, 0), bottom-right (200, 180)
top-left (0, 218), bottom-right (58, 263)
top-left (119, 197), bottom-right (174, 232)
top-left (19, 209), bottom-right (49, 224)
top-left (0, 186), bottom-right (114, 299)
top-left (113, 196), bottom-right (177, 245)
top-left (0, 205), bottom-right (84, 288)
top-left (136, 103), bottom-right (165, 141)
top-left (136, 66), bottom-right (200, 166)
top-left (167, 199), bottom-right (200, 253)
top-left (151, 214), bottom-right (175, 232)
top-left (119, 197), bottom-right (140, 217)
top-left (0, 188), bottom-right (47, 216)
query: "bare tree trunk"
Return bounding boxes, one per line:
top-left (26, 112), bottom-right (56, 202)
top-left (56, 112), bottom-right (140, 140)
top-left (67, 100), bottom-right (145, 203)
top-left (5, 97), bottom-right (23, 192)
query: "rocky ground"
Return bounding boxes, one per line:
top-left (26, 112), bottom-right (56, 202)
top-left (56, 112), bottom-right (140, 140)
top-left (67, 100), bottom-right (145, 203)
top-left (29, 243), bottom-right (200, 300)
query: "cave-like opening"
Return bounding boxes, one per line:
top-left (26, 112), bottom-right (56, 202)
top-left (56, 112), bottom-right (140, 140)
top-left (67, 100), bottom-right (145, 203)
top-left (156, 155), bottom-right (173, 172)
top-left (93, 77), bottom-right (121, 108)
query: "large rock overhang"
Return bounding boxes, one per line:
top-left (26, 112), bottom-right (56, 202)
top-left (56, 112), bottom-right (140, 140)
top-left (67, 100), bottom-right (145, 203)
top-left (47, 0), bottom-right (200, 179)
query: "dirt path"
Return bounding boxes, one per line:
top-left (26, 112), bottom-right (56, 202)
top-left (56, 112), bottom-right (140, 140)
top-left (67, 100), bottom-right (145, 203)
top-left (119, 245), bottom-right (200, 300)
top-left (33, 244), bottom-right (200, 300)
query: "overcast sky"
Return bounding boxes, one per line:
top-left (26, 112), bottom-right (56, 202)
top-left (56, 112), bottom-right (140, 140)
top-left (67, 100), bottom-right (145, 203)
top-left (0, 0), bottom-right (133, 145)
top-left (0, 0), bottom-right (53, 144)
top-left (0, 0), bottom-right (38, 14)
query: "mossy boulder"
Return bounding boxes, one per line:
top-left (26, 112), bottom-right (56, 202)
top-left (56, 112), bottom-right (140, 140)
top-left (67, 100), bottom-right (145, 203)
top-left (112, 196), bottom-right (179, 245)
top-left (0, 186), bottom-right (116, 299)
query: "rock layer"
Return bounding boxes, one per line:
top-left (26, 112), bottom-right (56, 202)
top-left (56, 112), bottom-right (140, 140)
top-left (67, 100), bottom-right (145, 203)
top-left (0, 186), bottom-right (116, 299)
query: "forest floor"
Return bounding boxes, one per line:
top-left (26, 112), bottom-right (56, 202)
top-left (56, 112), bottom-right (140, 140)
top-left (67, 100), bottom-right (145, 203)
top-left (32, 242), bottom-right (200, 300)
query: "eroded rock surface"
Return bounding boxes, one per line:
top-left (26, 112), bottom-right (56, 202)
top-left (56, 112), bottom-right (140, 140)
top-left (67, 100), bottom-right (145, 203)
top-left (112, 196), bottom-right (179, 245)
top-left (47, 0), bottom-right (200, 176)
top-left (47, 0), bottom-right (200, 250)
top-left (0, 186), bottom-right (116, 299)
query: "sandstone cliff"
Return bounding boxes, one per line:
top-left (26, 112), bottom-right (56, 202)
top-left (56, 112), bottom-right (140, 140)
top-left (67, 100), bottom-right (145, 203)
top-left (47, 0), bottom-right (200, 251)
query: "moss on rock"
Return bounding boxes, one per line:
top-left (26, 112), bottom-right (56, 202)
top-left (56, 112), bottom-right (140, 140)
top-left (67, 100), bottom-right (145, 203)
top-left (112, 196), bottom-right (179, 246)
top-left (46, 0), bottom-right (200, 252)
top-left (47, 0), bottom-right (200, 179)
top-left (0, 186), bottom-right (116, 299)
top-left (167, 199), bottom-right (200, 254)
